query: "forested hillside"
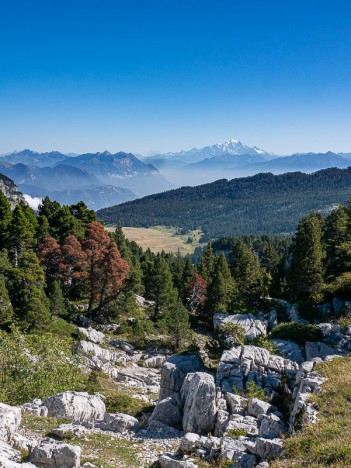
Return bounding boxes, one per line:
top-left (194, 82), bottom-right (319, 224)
top-left (4, 185), bottom-right (351, 466)
top-left (97, 167), bottom-right (351, 239)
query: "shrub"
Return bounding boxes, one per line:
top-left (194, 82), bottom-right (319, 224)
top-left (325, 272), bottom-right (351, 299)
top-left (270, 322), bottom-right (324, 346)
top-left (0, 328), bottom-right (83, 405)
top-left (245, 381), bottom-right (266, 400)
top-left (219, 323), bottom-right (246, 347)
top-left (250, 335), bottom-right (277, 353)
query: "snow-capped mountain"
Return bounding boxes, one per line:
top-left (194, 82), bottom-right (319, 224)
top-left (145, 139), bottom-right (271, 165)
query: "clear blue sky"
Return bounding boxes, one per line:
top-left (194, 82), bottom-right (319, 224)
top-left (1, 0), bottom-right (351, 155)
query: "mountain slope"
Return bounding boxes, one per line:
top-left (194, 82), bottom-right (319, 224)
top-left (50, 185), bottom-right (137, 210)
top-left (0, 173), bottom-right (25, 209)
top-left (97, 167), bottom-right (351, 239)
top-left (0, 162), bottom-right (103, 193)
top-left (60, 150), bottom-right (172, 196)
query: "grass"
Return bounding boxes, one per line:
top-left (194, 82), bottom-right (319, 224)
top-left (69, 433), bottom-right (142, 468)
top-left (106, 225), bottom-right (203, 255)
top-left (20, 413), bottom-right (71, 437)
top-left (83, 371), bottom-right (155, 418)
top-left (272, 357), bottom-right (351, 467)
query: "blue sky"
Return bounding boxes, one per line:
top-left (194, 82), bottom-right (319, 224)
top-left (1, 0), bottom-right (351, 155)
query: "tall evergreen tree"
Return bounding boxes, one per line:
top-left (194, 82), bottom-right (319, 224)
top-left (324, 206), bottom-right (351, 280)
top-left (200, 242), bottom-right (215, 283)
top-left (205, 252), bottom-right (236, 318)
top-left (8, 252), bottom-right (50, 331)
top-left (0, 192), bottom-right (12, 249)
top-left (289, 212), bottom-right (325, 301)
top-left (147, 256), bottom-right (177, 320)
top-left (7, 204), bottom-right (36, 263)
top-left (230, 240), bottom-right (268, 308)
top-left (0, 274), bottom-right (14, 327)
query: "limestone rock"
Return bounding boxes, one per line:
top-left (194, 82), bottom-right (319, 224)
top-left (29, 438), bottom-right (81, 468)
top-left (181, 372), bottom-right (217, 435)
top-left (158, 454), bottom-right (198, 467)
top-left (21, 399), bottom-right (48, 417)
top-left (0, 403), bottom-right (21, 443)
top-left (73, 340), bottom-right (117, 364)
top-left (43, 392), bottom-right (105, 422)
top-left (214, 313), bottom-right (267, 340)
top-left (159, 354), bottom-right (204, 400)
top-left (226, 393), bottom-right (246, 415)
top-left (259, 413), bottom-right (287, 438)
top-left (109, 339), bottom-right (135, 353)
top-left (249, 437), bottom-right (283, 460)
top-left (226, 415), bottom-right (259, 436)
top-left (305, 341), bottom-right (337, 361)
top-left (272, 339), bottom-right (305, 363)
top-left (77, 327), bottom-right (105, 344)
top-left (96, 412), bottom-right (140, 433)
top-left (247, 398), bottom-right (272, 418)
top-left (149, 397), bottom-right (182, 428)
top-left (50, 423), bottom-right (88, 438)
top-left (143, 355), bottom-right (166, 368)
top-left (12, 434), bottom-right (38, 452)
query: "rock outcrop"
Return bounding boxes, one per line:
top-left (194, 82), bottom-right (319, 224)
top-left (43, 392), bottom-right (105, 422)
top-left (29, 438), bottom-right (81, 468)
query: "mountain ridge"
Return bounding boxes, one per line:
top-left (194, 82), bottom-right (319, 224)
top-left (97, 166), bottom-right (351, 239)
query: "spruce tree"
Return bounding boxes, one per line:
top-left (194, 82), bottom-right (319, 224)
top-left (230, 240), bottom-right (268, 308)
top-left (200, 242), bottom-right (215, 283)
top-left (205, 253), bottom-right (236, 318)
top-left (162, 299), bottom-right (192, 351)
top-left (48, 281), bottom-right (67, 318)
top-left (289, 212), bottom-right (325, 301)
top-left (8, 204), bottom-right (36, 263)
top-left (0, 274), bottom-right (14, 327)
top-left (148, 256), bottom-right (177, 320)
top-left (0, 192), bottom-right (12, 249)
top-left (324, 206), bottom-right (351, 280)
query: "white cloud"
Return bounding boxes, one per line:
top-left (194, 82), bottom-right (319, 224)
top-left (23, 194), bottom-right (42, 210)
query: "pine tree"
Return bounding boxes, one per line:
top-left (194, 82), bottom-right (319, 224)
top-left (230, 240), bottom-right (268, 308)
top-left (324, 206), bottom-right (351, 280)
top-left (205, 253), bottom-right (236, 318)
top-left (36, 215), bottom-right (50, 244)
top-left (0, 192), bottom-right (12, 249)
top-left (0, 274), bottom-right (14, 327)
top-left (200, 242), bottom-right (215, 283)
top-left (289, 212), bottom-right (325, 301)
top-left (148, 256), bottom-right (177, 320)
top-left (48, 281), bottom-right (67, 318)
top-left (162, 299), bottom-right (192, 351)
top-left (7, 204), bottom-right (36, 263)
top-left (8, 252), bottom-right (50, 331)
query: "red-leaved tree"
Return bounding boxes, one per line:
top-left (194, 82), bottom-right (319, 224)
top-left (83, 222), bottom-right (129, 318)
top-left (187, 273), bottom-right (207, 314)
top-left (39, 236), bottom-right (62, 285)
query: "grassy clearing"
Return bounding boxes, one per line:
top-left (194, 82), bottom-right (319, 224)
top-left (106, 225), bottom-right (203, 255)
top-left (70, 433), bottom-right (142, 468)
top-left (272, 357), bottom-right (351, 467)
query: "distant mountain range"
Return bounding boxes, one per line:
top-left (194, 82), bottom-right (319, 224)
top-left (97, 167), bottom-right (351, 239)
top-left (0, 149), bottom-right (172, 209)
top-left (2, 140), bottom-right (351, 212)
top-left (141, 140), bottom-right (351, 186)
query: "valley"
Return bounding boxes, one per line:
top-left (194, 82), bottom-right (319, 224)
top-left (105, 226), bottom-right (203, 255)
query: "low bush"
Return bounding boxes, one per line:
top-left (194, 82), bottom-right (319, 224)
top-left (270, 322), bottom-right (324, 346)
